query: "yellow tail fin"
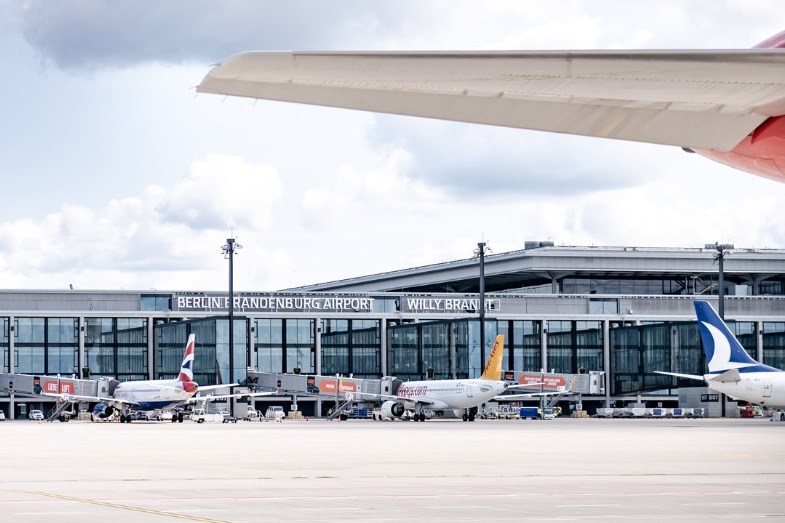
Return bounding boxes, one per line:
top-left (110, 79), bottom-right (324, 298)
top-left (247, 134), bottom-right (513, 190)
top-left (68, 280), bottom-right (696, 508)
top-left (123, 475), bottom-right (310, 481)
top-left (480, 334), bottom-right (505, 381)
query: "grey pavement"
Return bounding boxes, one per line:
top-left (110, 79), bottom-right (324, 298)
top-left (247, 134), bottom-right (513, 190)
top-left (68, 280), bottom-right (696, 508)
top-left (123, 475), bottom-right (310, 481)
top-left (0, 417), bottom-right (783, 522)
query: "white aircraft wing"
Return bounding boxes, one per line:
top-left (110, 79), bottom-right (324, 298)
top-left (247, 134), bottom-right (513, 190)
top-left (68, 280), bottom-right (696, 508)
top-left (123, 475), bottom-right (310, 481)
top-left (494, 391), bottom-right (568, 401)
top-left (354, 391), bottom-right (437, 406)
top-left (654, 370), bottom-right (704, 381)
top-left (187, 390), bottom-right (280, 404)
top-left (507, 382), bottom-right (546, 390)
top-left (197, 50), bottom-right (785, 151)
top-left (42, 392), bottom-right (140, 407)
top-left (198, 383), bottom-right (239, 392)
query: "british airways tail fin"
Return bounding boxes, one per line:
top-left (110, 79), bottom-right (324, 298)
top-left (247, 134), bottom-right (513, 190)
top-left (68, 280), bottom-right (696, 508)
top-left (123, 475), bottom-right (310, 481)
top-left (694, 301), bottom-right (758, 373)
top-left (177, 334), bottom-right (198, 392)
top-left (480, 335), bottom-right (505, 381)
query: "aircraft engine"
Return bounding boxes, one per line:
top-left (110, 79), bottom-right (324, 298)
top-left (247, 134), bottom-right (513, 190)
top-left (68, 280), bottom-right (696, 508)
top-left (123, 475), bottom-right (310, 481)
top-left (92, 403), bottom-right (114, 420)
top-left (381, 400), bottom-right (405, 419)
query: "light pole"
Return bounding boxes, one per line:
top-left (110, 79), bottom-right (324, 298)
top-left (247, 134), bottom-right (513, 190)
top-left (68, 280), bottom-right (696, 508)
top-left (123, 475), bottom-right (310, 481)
top-left (705, 242), bottom-right (734, 319)
top-left (705, 242), bottom-right (733, 417)
top-left (475, 242), bottom-right (487, 374)
top-left (221, 237), bottom-right (242, 383)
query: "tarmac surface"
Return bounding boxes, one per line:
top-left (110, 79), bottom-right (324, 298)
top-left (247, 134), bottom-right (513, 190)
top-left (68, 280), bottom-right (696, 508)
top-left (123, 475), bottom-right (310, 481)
top-left (0, 417), bottom-right (783, 522)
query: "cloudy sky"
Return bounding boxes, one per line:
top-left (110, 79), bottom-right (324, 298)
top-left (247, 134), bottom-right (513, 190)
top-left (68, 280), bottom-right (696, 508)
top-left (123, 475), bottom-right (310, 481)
top-left (1, 1), bottom-right (784, 292)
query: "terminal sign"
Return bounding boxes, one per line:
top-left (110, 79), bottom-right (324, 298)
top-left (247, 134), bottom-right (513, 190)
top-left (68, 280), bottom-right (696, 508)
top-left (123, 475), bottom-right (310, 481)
top-left (701, 393), bottom-right (720, 402)
top-left (404, 297), bottom-right (501, 313)
top-left (175, 295), bottom-right (374, 313)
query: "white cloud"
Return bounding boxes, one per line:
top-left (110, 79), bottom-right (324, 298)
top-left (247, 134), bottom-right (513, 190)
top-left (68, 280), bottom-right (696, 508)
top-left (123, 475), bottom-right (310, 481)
top-left (1, 2), bottom-right (784, 292)
top-left (0, 155), bottom-right (286, 290)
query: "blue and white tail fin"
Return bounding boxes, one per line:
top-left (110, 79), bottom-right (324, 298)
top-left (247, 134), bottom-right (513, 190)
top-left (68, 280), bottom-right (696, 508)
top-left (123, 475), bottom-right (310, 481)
top-left (694, 300), bottom-right (777, 374)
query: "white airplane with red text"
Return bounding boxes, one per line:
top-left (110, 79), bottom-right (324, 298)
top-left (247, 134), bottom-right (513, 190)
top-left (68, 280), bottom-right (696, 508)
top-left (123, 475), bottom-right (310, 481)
top-left (46, 334), bottom-right (276, 422)
top-left (358, 334), bottom-right (511, 421)
top-left (198, 31), bottom-right (785, 183)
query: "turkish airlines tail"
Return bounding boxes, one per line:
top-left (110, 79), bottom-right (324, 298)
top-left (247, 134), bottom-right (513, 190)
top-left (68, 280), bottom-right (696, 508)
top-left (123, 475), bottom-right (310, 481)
top-left (694, 301), bottom-right (759, 373)
top-left (480, 335), bottom-right (505, 381)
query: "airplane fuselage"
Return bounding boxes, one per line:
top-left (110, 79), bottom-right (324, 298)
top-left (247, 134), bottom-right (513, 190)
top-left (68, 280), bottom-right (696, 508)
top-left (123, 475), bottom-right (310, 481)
top-left (705, 371), bottom-right (785, 408)
top-left (113, 379), bottom-right (194, 411)
top-left (396, 378), bottom-right (508, 410)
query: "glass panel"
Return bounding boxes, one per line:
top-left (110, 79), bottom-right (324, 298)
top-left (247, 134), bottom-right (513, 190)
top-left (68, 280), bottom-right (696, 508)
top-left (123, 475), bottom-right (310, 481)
top-left (763, 322), bottom-right (785, 369)
top-left (388, 324), bottom-right (420, 381)
top-left (422, 323), bottom-right (449, 379)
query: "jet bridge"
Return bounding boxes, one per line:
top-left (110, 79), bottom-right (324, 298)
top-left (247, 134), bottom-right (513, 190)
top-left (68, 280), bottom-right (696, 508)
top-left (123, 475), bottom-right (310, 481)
top-left (246, 368), bottom-right (604, 417)
top-left (246, 369), bottom-right (402, 417)
top-left (501, 370), bottom-right (605, 395)
top-left (0, 372), bottom-right (113, 420)
top-left (498, 370), bottom-right (606, 409)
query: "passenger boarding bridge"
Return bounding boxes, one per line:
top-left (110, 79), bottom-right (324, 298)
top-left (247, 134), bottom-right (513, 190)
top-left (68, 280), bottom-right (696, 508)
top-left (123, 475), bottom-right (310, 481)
top-left (246, 368), bottom-right (605, 418)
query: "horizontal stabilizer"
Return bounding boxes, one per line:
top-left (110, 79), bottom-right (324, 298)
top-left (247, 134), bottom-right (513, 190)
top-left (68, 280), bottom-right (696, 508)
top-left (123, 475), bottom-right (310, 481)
top-left (654, 370), bottom-right (704, 381)
top-left (708, 369), bottom-right (741, 383)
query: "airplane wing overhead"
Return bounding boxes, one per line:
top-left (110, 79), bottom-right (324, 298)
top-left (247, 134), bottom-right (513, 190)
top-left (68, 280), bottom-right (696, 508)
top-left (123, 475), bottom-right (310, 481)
top-left (198, 50), bottom-right (785, 151)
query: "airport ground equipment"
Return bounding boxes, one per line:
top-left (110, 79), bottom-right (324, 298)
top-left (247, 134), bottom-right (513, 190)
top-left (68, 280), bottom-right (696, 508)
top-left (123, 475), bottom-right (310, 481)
top-left (519, 407), bottom-right (540, 420)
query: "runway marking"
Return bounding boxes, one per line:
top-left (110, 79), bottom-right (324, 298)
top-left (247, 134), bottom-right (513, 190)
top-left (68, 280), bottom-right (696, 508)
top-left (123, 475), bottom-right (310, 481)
top-left (16, 490), bottom-right (231, 523)
top-left (682, 502), bottom-right (746, 506)
top-left (555, 504), bottom-right (621, 508)
top-left (14, 512), bottom-right (91, 515)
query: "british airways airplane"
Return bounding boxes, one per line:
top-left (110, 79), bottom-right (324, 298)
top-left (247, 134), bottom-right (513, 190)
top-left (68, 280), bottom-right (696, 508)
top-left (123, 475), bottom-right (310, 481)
top-left (46, 334), bottom-right (275, 422)
top-left (197, 31), bottom-right (785, 183)
top-left (656, 301), bottom-right (785, 409)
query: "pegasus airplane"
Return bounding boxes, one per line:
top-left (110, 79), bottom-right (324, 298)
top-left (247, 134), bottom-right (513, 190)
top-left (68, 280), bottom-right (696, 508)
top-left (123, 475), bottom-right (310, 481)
top-left (656, 301), bottom-right (785, 409)
top-left (198, 31), bottom-right (785, 183)
top-left (46, 334), bottom-right (273, 423)
top-left (360, 334), bottom-right (510, 421)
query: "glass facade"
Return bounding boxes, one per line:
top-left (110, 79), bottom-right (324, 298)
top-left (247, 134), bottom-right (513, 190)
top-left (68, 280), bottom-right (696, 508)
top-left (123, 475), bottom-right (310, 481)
top-left (321, 319), bottom-right (380, 379)
top-left (546, 321), bottom-right (603, 374)
top-left (254, 318), bottom-right (318, 375)
top-left (14, 317), bottom-right (78, 375)
top-left (155, 317), bottom-right (246, 386)
top-left (84, 317), bottom-right (147, 381)
top-left (611, 322), bottom-right (704, 395)
top-left (763, 322), bottom-right (785, 369)
top-left (1, 318), bottom-right (8, 373)
top-left (510, 320), bottom-right (541, 371)
top-left (0, 289), bottom-right (782, 407)
top-left (555, 276), bottom-right (785, 296)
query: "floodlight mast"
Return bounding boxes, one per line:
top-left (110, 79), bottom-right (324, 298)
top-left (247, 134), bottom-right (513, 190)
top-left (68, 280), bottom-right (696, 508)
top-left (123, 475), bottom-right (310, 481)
top-left (705, 242), bottom-right (734, 319)
top-left (705, 242), bottom-right (734, 418)
top-left (221, 237), bottom-right (243, 380)
top-left (475, 242), bottom-right (487, 374)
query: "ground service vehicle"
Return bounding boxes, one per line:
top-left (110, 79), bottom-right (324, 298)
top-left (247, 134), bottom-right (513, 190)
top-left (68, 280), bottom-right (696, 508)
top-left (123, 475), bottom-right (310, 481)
top-left (28, 409), bottom-right (44, 420)
top-left (265, 406), bottom-right (285, 421)
top-left (190, 408), bottom-right (224, 423)
top-left (244, 406), bottom-right (262, 421)
top-left (519, 407), bottom-right (540, 420)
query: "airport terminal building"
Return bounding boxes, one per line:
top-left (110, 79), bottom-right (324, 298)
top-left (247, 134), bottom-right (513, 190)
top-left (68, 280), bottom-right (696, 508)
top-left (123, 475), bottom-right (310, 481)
top-left (1, 243), bottom-right (784, 418)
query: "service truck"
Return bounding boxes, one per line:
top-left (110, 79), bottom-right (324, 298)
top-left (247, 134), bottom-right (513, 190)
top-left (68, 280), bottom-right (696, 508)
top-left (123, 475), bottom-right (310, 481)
top-left (519, 407), bottom-right (540, 420)
top-left (190, 408), bottom-right (224, 423)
